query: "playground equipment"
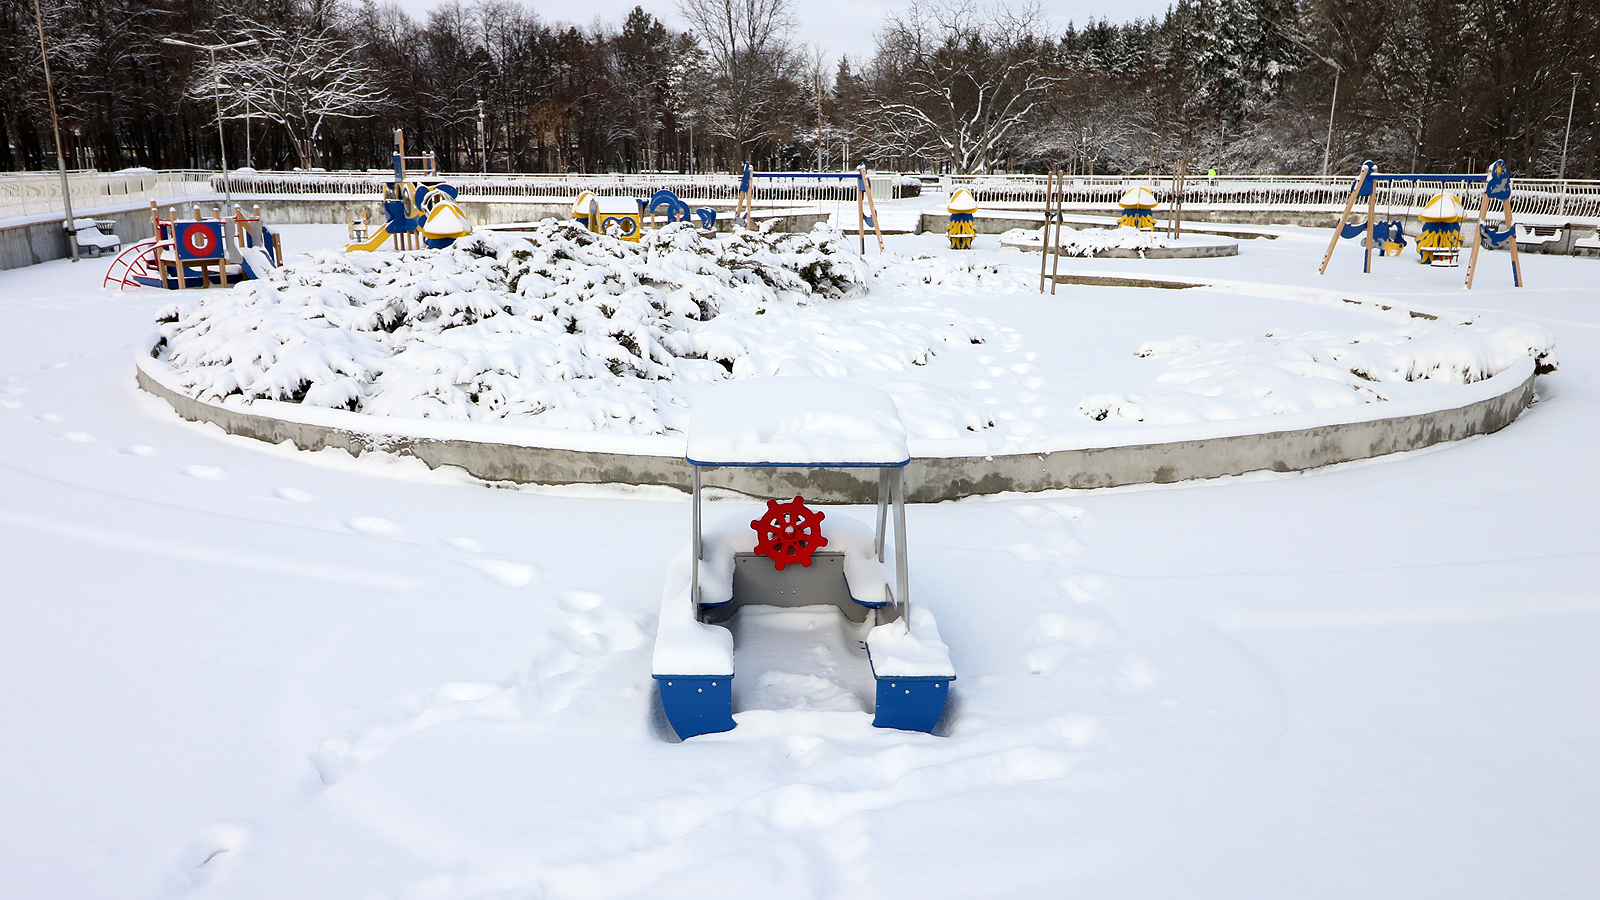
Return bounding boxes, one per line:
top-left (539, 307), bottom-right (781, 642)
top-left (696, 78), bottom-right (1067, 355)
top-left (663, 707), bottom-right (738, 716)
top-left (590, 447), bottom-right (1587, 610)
top-left (571, 190), bottom-right (643, 241)
top-left (570, 188), bottom-right (716, 240)
top-left (1465, 160), bottom-right (1523, 288)
top-left (1320, 159), bottom-right (1522, 287)
top-left (345, 130), bottom-right (473, 252)
top-left (104, 201), bottom-right (281, 290)
top-left (947, 189), bottom-right (976, 249)
top-left (1117, 186), bottom-right (1159, 230)
top-left (651, 377), bottom-right (954, 740)
top-left (1416, 193), bottom-right (1465, 266)
top-left (733, 164), bottom-right (885, 253)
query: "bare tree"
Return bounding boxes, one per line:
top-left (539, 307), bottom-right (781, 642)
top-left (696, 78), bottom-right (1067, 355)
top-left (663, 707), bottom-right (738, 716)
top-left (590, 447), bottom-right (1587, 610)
top-left (677, 0), bottom-right (798, 158)
top-left (193, 15), bottom-right (386, 167)
top-left (861, 1), bottom-right (1061, 173)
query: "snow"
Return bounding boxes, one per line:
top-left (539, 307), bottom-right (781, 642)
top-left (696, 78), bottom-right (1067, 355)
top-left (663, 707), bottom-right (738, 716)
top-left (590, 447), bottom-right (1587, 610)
top-left (686, 377), bottom-right (909, 465)
top-left (1000, 223), bottom-right (1234, 257)
top-left (1078, 319), bottom-right (1555, 425)
top-left (148, 218), bottom-right (1551, 460)
top-left (1, 220), bottom-right (1597, 899)
top-left (866, 606), bottom-right (954, 678)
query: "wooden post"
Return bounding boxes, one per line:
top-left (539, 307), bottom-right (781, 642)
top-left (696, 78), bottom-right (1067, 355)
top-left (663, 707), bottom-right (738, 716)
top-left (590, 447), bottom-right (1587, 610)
top-left (1504, 196), bottom-right (1523, 287)
top-left (1038, 171), bottom-right (1053, 293)
top-left (1464, 185), bottom-right (1491, 289)
top-left (860, 165), bottom-right (885, 252)
top-left (856, 169), bottom-right (866, 254)
top-left (1319, 167), bottom-right (1365, 275)
top-left (1363, 188), bottom-right (1377, 274)
top-left (1048, 171), bottom-right (1063, 294)
top-left (1169, 156), bottom-right (1187, 238)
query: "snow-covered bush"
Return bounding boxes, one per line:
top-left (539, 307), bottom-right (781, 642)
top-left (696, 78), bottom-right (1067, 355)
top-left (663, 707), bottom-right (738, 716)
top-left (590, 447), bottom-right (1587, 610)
top-left (1077, 322), bottom-right (1557, 426)
top-left (152, 221), bottom-right (1013, 436)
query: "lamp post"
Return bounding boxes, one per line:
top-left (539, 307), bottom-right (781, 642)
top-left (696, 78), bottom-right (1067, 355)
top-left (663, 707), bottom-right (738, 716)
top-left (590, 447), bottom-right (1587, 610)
top-left (31, 0), bottom-right (77, 262)
top-left (1321, 64), bottom-right (1341, 178)
top-left (1559, 73), bottom-right (1581, 181)
top-left (1275, 27), bottom-right (1342, 177)
top-left (162, 37), bottom-right (257, 207)
top-left (477, 99), bottom-right (487, 173)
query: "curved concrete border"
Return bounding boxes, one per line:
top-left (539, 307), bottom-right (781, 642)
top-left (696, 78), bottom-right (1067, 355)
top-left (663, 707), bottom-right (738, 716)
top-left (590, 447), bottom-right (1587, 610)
top-left (136, 349), bottom-right (1536, 503)
top-left (1001, 236), bottom-right (1240, 259)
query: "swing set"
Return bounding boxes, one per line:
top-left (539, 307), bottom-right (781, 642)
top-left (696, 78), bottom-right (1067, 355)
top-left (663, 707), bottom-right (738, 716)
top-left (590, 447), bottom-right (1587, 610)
top-left (733, 163), bottom-right (885, 253)
top-left (1319, 159), bottom-right (1522, 288)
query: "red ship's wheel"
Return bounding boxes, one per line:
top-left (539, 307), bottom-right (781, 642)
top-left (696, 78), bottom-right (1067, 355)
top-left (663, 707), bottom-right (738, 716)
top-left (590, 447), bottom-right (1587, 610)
top-left (751, 496), bottom-right (828, 570)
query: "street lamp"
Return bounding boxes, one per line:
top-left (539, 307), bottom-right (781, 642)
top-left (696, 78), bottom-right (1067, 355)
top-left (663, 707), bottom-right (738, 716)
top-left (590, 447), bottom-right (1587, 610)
top-left (1275, 27), bottom-right (1342, 177)
top-left (162, 36), bottom-right (257, 207)
top-left (1559, 73), bottom-right (1581, 181)
top-left (32, 0), bottom-right (77, 262)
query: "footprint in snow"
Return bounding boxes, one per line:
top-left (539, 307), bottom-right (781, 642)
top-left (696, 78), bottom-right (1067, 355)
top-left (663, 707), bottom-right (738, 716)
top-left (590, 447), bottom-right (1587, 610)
top-left (119, 444), bottom-right (158, 457)
top-left (182, 465), bottom-right (226, 481)
top-left (466, 558), bottom-right (535, 587)
top-left (559, 590), bottom-right (603, 611)
top-left (60, 431), bottom-right (95, 443)
top-left (31, 413), bottom-right (61, 423)
top-left (346, 516), bottom-right (400, 536)
top-left (443, 536), bottom-right (483, 552)
top-left (273, 486), bottom-right (314, 502)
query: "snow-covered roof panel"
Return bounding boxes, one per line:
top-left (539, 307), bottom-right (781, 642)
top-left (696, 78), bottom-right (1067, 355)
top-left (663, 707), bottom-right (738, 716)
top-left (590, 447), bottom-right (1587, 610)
top-left (687, 377), bottom-right (910, 467)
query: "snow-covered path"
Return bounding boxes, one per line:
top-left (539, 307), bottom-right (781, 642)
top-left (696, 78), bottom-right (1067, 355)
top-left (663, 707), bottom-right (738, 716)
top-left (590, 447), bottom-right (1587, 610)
top-left (1, 227), bottom-right (1595, 899)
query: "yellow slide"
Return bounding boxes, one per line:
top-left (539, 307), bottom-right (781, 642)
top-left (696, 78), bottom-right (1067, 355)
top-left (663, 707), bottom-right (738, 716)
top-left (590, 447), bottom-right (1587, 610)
top-left (344, 225), bottom-right (392, 253)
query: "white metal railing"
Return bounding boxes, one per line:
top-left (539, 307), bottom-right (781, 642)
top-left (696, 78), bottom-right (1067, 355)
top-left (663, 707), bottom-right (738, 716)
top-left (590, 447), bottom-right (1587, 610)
top-left (7, 168), bottom-right (1595, 222)
top-left (217, 170), bottom-right (903, 205)
top-left (0, 169), bottom-right (218, 221)
top-left (945, 173), bottom-right (1600, 221)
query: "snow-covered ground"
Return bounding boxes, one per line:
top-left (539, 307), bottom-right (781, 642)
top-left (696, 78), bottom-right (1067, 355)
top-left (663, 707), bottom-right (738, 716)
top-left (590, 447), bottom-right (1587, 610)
top-left (151, 221), bottom-right (1551, 449)
top-left (1, 221), bottom-right (1596, 899)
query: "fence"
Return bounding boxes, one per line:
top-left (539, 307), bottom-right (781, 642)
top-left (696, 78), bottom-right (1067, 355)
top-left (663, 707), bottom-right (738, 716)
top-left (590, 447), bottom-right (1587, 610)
top-left (6, 168), bottom-right (1597, 223)
top-left (216, 170), bottom-right (904, 205)
top-left (0, 170), bottom-right (218, 221)
top-left (946, 173), bottom-right (1600, 221)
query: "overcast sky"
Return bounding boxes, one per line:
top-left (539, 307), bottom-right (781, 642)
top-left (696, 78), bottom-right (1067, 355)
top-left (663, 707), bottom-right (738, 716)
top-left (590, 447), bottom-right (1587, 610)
top-left (387, 1), bottom-right (1177, 63)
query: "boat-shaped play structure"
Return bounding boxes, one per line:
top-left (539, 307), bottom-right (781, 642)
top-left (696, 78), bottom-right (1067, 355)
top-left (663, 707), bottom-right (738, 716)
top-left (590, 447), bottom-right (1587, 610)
top-left (652, 377), bottom-right (955, 739)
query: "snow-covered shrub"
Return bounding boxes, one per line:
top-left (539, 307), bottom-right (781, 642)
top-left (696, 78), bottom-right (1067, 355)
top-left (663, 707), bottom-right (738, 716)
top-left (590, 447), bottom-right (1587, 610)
top-left (1077, 322), bottom-right (1557, 426)
top-left (152, 221), bottom-right (1012, 436)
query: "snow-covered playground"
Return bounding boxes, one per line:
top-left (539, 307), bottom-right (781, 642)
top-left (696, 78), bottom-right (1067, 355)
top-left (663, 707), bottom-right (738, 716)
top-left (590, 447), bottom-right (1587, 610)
top-left (2, 218), bottom-right (1596, 899)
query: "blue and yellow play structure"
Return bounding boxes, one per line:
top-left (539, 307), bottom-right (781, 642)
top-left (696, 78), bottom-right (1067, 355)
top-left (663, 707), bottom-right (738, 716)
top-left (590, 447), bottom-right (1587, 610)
top-left (346, 130), bottom-right (473, 252)
top-left (947, 189), bottom-right (976, 249)
top-left (570, 188), bottom-right (716, 240)
top-left (1320, 159), bottom-right (1522, 288)
top-left (1117, 186), bottom-right (1159, 230)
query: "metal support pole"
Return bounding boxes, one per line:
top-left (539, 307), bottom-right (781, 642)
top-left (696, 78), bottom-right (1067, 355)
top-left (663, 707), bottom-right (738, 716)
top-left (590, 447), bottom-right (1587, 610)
top-left (1559, 74), bottom-right (1580, 215)
top-left (212, 47), bottom-right (230, 208)
top-left (892, 467), bottom-right (910, 620)
top-left (875, 468), bottom-right (890, 563)
top-left (1322, 68), bottom-right (1339, 178)
top-left (32, 0), bottom-right (76, 262)
top-left (690, 466), bottom-right (703, 607)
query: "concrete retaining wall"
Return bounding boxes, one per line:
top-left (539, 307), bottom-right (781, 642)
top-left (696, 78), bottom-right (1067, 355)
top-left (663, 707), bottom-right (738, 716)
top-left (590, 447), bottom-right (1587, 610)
top-left (136, 351), bottom-right (1536, 503)
top-left (0, 204), bottom-right (171, 270)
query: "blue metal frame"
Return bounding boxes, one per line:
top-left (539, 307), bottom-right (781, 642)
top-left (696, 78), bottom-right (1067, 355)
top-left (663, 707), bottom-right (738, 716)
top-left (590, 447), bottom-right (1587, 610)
top-left (872, 673), bottom-right (950, 733)
top-left (654, 674), bottom-right (736, 739)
